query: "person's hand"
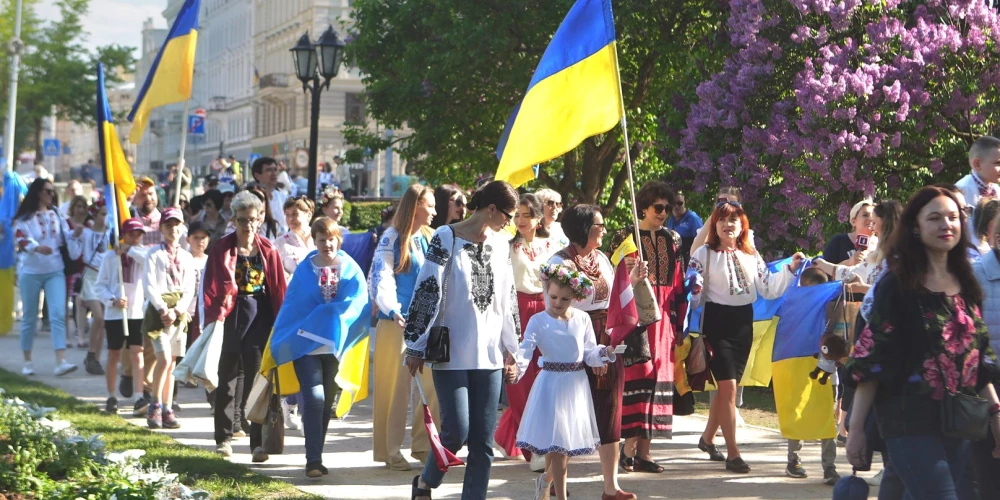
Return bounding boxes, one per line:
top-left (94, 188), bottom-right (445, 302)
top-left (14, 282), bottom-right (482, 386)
top-left (72, 225), bottom-right (84, 238)
top-left (160, 309), bottom-right (176, 327)
top-left (392, 312), bottom-right (406, 329)
top-left (789, 252), bottom-right (807, 272)
top-left (851, 250), bottom-right (867, 265)
top-left (36, 245), bottom-right (53, 255)
top-left (691, 284), bottom-right (703, 296)
top-left (845, 428), bottom-right (869, 469)
top-left (629, 259), bottom-right (649, 286)
top-left (405, 356), bottom-right (425, 376)
top-left (112, 298), bottom-right (127, 309)
top-left (624, 256), bottom-right (636, 273)
top-left (592, 364), bottom-right (608, 376)
top-left (503, 363), bottom-right (518, 384)
top-left (116, 244), bottom-right (131, 256)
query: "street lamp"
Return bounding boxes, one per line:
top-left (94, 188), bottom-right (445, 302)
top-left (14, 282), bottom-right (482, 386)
top-left (291, 25), bottom-right (346, 200)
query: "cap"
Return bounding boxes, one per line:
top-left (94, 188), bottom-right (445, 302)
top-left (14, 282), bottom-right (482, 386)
top-left (187, 220), bottom-right (212, 237)
top-left (161, 207), bottom-right (184, 223)
top-left (832, 474), bottom-right (869, 500)
top-left (206, 174), bottom-right (219, 184)
top-left (137, 176), bottom-right (156, 188)
top-left (121, 218), bottom-right (147, 234)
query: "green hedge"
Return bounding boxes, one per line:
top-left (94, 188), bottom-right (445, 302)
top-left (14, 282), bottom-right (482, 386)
top-left (349, 201), bottom-right (392, 231)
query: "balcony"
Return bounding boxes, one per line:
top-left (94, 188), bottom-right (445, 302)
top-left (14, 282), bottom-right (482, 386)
top-left (259, 73), bottom-right (289, 89)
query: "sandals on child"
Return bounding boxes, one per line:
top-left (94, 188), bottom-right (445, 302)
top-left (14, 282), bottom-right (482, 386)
top-left (411, 475), bottom-right (432, 500)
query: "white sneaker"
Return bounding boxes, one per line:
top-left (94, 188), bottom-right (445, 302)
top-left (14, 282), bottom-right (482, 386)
top-left (22, 362), bottom-right (34, 376)
top-left (282, 399), bottom-right (302, 431)
top-left (735, 407), bottom-right (746, 428)
top-left (54, 361), bottom-right (78, 377)
top-left (533, 472), bottom-right (551, 500)
top-left (529, 453), bottom-right (546, 472)
top-left (866, 469), bottom-right (884, 486)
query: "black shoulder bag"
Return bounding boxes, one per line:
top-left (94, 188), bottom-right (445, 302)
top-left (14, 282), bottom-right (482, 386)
top-left (425, 226), bottom-right (456, 363)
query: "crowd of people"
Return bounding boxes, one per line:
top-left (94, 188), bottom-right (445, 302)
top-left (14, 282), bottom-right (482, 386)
top-left (10, 136), bottom-right (1000, 500)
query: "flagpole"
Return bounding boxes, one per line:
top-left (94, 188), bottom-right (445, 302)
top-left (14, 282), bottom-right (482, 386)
top-left (173, 100), bottom-right (190, 207)
top-left (108, 182), bottom-right (131, 342)
top-left (611, 44), bottom-right (644, 263)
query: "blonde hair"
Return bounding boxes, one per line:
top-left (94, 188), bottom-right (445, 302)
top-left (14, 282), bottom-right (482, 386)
top-left (311, 216), bottom-right (343, 248)
top-left (534, 188), bottom-right (561, 205)
top-left (392, 184), bottom-right (435, 274)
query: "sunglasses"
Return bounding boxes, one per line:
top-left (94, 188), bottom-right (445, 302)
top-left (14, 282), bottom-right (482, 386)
top-left (454, 199), bottom-right (466, 208)
top-left (42, 188), bottom-right (55, 195)
top-left (497, 207), bottom-right (514, 222)
top-left (546, 200), bottom-right (563, 208)
top-left (716, 200), bottom-right (743, 209)
top-left (235, 217), bottom-right (261, 226)
top-left (650, 204), bottom-right (667, 214)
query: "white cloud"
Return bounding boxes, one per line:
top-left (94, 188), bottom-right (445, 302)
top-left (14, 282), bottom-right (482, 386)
top-left (35, 0), bottom-right (166, 57)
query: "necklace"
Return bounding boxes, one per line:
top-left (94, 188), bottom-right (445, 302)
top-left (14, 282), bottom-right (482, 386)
top-left (570, 247), bottom-right (609, 302)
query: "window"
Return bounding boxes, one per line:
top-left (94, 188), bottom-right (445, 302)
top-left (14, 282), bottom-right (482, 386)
top-left (345, 93), bottom-right (365, 125)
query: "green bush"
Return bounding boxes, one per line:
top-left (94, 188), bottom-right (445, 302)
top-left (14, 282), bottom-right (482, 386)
top-left (349, 201), bottom-right (392, 231)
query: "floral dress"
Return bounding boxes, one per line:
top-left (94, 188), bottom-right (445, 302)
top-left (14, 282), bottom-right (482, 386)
top-left (846, 272), bottom-right (999, 438)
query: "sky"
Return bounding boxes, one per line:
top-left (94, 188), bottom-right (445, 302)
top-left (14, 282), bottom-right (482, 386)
top-left (35, 0), bottom-right (166, 58)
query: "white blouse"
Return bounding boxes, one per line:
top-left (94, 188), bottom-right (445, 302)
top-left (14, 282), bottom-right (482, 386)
top-left (547, 250), bottom-right (615, 312)
top-left (548, 222), bottom-right (569, 248)
top-left (274, 230), bottom-right (315, 282)
top-left (403, 226), bottom-right (521, 370)
top-left (686, 245), bottom-right (795, 310)
top-left (68, 226), bottom-right (112, 272)
top-left (511, 238), bottom-right (558, 295)
top-left (95, 247), bottom-right (148, 320)
top-left (14, 209), bottom-right (67, 275)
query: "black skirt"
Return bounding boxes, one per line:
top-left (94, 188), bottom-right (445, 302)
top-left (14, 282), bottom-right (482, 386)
top-left (702, 302), bottom-right (754, 382)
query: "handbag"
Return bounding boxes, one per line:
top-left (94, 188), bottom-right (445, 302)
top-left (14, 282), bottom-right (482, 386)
top-left (246, 369), bottom-right (274, 425)
top-left (425, 226), bottom-right (456, 363)
top-left (261, 369), bottom-right (285, 454)
top-left (686, 245), bottom-right (711, 376)
top-left (934, 356), bottom-right (990, 441)
top-left (57, 215), bottom-right (81, 277)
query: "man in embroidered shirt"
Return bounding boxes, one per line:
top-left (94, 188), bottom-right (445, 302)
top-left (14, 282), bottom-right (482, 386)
top-left (141, 207), bottom-right (196, 430)
top-left (131, 176), bottom-right (163, 248)
top-left (667, 191), bottom-right (703, 265)
top-left (251, 156), bottom-right (287, 233)
top-left (957, 136), bottom-right (1000, 248)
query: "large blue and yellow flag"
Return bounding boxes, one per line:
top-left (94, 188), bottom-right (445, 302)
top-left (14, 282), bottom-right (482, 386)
top-left (97, 63), bottom-right (136, 243)
top-left (771, 281), bottom-right (844, 440)
top-left (127, 0), bottom-right (200, 144)
top-left (495, 0), bottom-right (622, 187)
top-left (0, 168), bottom-right (28, 335)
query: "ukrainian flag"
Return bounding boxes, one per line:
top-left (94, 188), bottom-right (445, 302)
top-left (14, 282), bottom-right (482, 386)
top-left (495, 0), bottom-right (622, 188)
top-left (127, 0), bottom-right (200, 144)
top-left (771, 281), bottom-right (843, 440)
top-left (0, 169), bottom-right (27, 335)
top-left (97, 63), bottom-right (136, 242)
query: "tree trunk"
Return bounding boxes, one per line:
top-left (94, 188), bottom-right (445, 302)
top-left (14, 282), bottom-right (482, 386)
top-left (34, 118), bottom-right (44, 162)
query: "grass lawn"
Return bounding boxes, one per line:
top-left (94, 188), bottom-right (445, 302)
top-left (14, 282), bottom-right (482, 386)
top-left (0, 368), bottom-right (318, 500)
top-left (693, 386), bottom-right (781, 430)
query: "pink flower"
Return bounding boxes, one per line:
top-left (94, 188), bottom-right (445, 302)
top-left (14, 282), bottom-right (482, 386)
top-left (962, 349), bottom-right (980, 388)
top-left (853, 326), bottom-right (875, 359)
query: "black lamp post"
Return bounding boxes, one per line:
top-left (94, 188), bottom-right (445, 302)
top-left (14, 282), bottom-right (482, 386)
top-left (291, 25), bottom-right (346, 200)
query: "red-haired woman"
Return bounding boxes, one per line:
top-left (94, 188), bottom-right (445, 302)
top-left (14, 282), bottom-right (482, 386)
top-left (687, 201), bottom-right (804, 473)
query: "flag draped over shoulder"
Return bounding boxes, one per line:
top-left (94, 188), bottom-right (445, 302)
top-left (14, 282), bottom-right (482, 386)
top-left (607, 236), bottom-right (639, 345)
top-left (127, 0), bottom-right (200, 144)
top-left (771, 281), bottom-right (844, 440)
top-left (0, 171), bottom-right (27, 335)
top-left (494, 0), bottom-right (622, 187)
top-left (97, 63), bottom-right (136, 243)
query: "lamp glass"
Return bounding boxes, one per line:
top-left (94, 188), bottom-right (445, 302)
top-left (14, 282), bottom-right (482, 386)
top-left (290, 32), bottom-right (318, 82)
top-left (316, 26), bottom-right (346, 79)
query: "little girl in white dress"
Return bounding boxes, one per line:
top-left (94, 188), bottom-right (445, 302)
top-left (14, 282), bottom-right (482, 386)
top-left (514, 263), bottom-right (616, 500)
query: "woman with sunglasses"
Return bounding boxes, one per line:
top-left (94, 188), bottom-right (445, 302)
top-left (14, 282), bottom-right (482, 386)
top-left (14, 178), bottom-right (77, 376)
top-left (405, 181), bottom-right (522, 500)
top-left (549, 204), bottom-right (648, 500)
top-left (688, 201), bottom-right (804, 473)
top-left (535, 188), bottom-right (568, 247)
top-left (430, 184), bottom-right (467, 229)
top-left (690, 186), bottom-right (754, 252)
top-left (191, 189), bottom-right (227, 242)
top-left (608, 181), bottom-right (689, 475)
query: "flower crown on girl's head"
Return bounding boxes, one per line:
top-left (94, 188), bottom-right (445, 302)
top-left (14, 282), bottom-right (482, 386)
top-left (318, 185), bottom-right (343, 207)
top-left (540, 263), bottom-right (594, 300)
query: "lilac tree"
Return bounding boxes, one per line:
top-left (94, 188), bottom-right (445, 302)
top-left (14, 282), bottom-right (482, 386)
top-left (678, 0), bottom-right (1000, 251)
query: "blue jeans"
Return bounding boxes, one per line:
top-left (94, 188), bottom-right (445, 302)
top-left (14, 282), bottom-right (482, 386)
top-left (292, 354), bottom-right (340, 465)
top-left (421, 369), bottom-right (501, 500)
top-left (19, 271), bottom-right (67, 352)
top-left (884, 435), bottom-right (971, 500)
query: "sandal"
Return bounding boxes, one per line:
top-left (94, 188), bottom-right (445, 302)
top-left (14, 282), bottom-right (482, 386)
top-left (633, 456), bottom-right (664, 473)
top-left (411, 475), bottom-right (432, 500)
top-left (698, 437), bottom-right (725, 462)
top-left (618, 442), bottom-right (634, 472)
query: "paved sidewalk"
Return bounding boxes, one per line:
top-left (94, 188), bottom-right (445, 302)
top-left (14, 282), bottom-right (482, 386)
top-left (0, 327), bottom-right (879, 499)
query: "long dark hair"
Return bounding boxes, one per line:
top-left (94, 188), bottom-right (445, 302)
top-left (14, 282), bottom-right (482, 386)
top-left (873, 200), bottom-right (902, 258)
top-left (512, 193), bottom-right (549, 243)
top-left (15, 178), bottom-right (53, 220)
top-left (466, 180), bottom-right (517, 215)
top-left (887, 186), bottom-right (982, 304)
top-left (430, 184), bottom-right (463, 229)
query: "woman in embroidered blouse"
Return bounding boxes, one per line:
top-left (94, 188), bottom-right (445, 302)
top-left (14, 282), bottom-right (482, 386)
top-left (846, 186), bottom-right (1000, 500)
top-left (687, 201), bottom-right (803, 473)
top-left (495, 193), bottom-right (557, 467)
top-left (549, 204), bottom-right (648, 500)
top-left (275, 196), bottom-right (316, 282)
top-left (405, 181), bottom-right (522, 500)
top-left (68, 200), bottom-right (113, 375)
top-left (813, 200), bottom-right (902, 298)
top-left (14, 178), bottom-right (76, 376)
top-left (610, 181), bottom-right (689, 475)
top-left (268, 217), bottom-right (368, 478)
top-left (370, 184), bottom-right (441, 471)
top-left (202, 191), bottom-right (288, 461)
top-left (66, 194), bottom-right (90, 348)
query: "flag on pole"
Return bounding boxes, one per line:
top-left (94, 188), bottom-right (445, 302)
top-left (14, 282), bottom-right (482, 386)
top-left (607, 236), bottom-right (639, 345)
top-left (97, 63), bottom-right (136, 244)
top-left (415, 377), bottom-right (463, 472)
top-left (495, 0), bottom-right (622, 188)
top-left (127, 0), bottom-right (201, 144)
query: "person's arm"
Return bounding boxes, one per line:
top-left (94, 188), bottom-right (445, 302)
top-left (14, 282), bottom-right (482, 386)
top-left (403, 228), bottom-right (451, 371)
top-left (498, 252), bottom-right (522, 359)
top-left (66, 226), bottom-right (85, 260)
top-left (143, 251), bottom-right (169, 313)
top-left (581, 313), bottom-right (614, 367)
top-left (94, 252), bottom-right (117, 304)
top-left (846, 381), bottom-right (877, 468)
top-left (174, 253), bottom-right (197, 316)
top-left (690, 220), bottom-right (711, 251)
top-left (513, 315), bottom-right (538, 382)
top-left (14, 218), bottom-right (39, 252)
top-left (370, 230), bottom-right (404, 324)
top-left (753, 251), bottom-right (802, 300)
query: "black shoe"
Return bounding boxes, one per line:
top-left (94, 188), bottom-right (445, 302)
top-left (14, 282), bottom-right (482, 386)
top-left (84, 353), bottom-right (105, 375)
top-left (698, 437), bottom-right (725, 462)
top-left (171, 401), bottom-right (181, 413)
top-left (119, 375), bottom-right (133, 398)
top-left (823, 467), bottom-right (841, 485)
top-left (142, 389), bottom-right (152, 401)
top-left (183, 380), bottom-right (198, 389)
top-left (618, 442), bottom-right (634, 472)
top-left (726, 457), bottom-right (751, 473)
top-left (785, 461), bottom-right (807, 478)
top-left (319, 464), bottom-right (329, 475)
top-left (105, 397), bottom-right (119, 413)
top-left (132, 396), bottom-right (150, 416)
top-left (306, 461), bottom-right (324, 479)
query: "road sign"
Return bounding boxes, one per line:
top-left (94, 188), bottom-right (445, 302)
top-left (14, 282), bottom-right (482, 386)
top-left (62, 145), bottom-right (71, 155)
top-left (188, 114), bottom-right (205, 135)
top-left (43, 139), bottom-right (60, 157)
top-left (248, 153), bottom-right (262, 165)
